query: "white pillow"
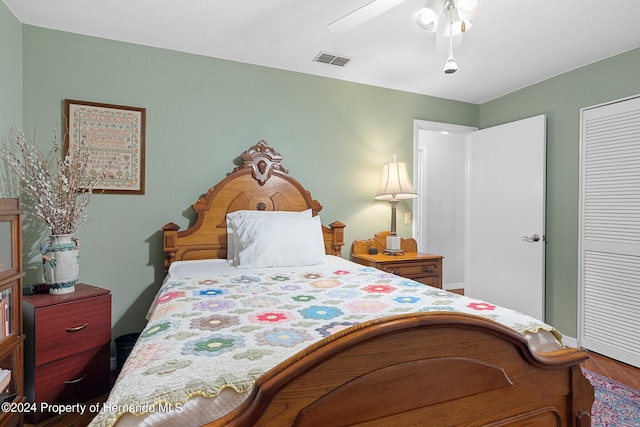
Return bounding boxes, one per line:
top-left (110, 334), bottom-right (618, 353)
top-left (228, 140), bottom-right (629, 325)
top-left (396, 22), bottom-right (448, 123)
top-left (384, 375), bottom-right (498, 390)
top-left (232, 214), bottom-right (326, 268)
top-left (226, 209), bottom-right (312, 265)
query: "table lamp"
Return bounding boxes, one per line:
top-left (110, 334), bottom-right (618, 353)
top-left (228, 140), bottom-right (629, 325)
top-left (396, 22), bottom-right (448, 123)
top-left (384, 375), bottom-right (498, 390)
top-left (374, 155), bottom-right (418, 255)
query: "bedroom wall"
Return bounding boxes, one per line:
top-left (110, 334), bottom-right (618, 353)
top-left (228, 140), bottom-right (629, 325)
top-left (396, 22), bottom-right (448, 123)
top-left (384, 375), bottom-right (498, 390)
top-left (14, 17), bottom-right (639, 342)
top-left (19, 25), bottom-right (478, 340)
top-left (0, 2), bottom-right (22, 150)
top-left (479, 47), bottom-right (640, 336)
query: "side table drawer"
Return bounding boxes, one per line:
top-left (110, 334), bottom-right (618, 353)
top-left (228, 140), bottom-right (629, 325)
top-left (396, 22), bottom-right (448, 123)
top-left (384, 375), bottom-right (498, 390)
top-left (379, 261), bottom-right (441, 277)
top-left (34, 294), bottom-right (111, 366)
top-left (28, 345), bottom-right (110, 423)
top-left (413, 276), bottom-right (441, 288)
top-left (351, 247), bottom-right (444, 290)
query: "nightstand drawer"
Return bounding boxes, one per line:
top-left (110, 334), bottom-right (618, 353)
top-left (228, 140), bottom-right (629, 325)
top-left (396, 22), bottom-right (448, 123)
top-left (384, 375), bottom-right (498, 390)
top-left (413, 276), bottom-right (441, 287)
top-left (351, 247), bottom-right (443, 289)
top-left (33, 294), bottom-right (111, 366)
top-left (29, 345), bottom-right (110, 423)
top-left (380, 261), bottom-right (441, 278)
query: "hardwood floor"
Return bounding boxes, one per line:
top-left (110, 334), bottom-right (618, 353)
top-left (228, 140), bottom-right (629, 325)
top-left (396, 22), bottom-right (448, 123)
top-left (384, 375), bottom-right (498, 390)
top-left (25, 393), bottom-right (108, 427)
top-left (25, 351), bottom-right (640, 427)
top-left (582, 349), bottom-right (640, 391)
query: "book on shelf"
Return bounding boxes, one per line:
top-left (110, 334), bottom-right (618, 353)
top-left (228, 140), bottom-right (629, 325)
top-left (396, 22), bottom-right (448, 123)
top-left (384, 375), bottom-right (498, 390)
top-left (0, 288), bottom-right (10, 338)
top-left (3, 294), bottom-right (7, 337)
top-left (0, 368), bottom-right (11, 392)
top-left (0, 298), bottom-right (4, 339)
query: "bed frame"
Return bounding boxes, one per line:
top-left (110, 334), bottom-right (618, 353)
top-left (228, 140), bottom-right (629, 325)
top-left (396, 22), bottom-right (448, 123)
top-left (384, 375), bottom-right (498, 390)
top-left (163, 141), bottom-right (593, 427)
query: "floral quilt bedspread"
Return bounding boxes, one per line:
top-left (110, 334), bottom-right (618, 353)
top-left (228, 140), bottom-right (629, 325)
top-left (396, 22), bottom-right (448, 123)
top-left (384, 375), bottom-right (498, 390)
top-left (90, 260), bottom-right (560, 426)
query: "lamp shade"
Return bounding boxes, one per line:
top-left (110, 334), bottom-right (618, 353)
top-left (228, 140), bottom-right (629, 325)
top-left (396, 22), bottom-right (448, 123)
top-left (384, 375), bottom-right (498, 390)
top-left (374, 157), bottom-right (418, 201)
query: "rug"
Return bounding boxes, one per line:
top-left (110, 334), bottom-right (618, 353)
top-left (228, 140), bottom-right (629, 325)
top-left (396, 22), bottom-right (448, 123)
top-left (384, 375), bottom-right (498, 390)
top-left (582, 368), bottom-right (640, 426)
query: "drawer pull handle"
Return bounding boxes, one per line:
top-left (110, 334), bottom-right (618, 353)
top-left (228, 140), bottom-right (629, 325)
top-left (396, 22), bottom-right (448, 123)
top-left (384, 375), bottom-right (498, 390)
top-left (65, 323), bottom-right (89, 333)
top-left (64, 374), bottom-right (87, 385)
top-left (422, 265), bottom-right (436, 273)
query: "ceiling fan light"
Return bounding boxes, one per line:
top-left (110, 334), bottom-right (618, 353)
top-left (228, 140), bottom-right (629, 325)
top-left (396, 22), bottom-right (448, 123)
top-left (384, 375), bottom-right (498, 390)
top-left (414, 11), bottom-right (437, 31)
top-left (414, 0), bottom-right (444, 32)
top-left (456, 0), bottom-right (478, 12)
top-left (457, 0), bottom-right (486, 20)
top-left (414, 8), bottom-right (438, 32)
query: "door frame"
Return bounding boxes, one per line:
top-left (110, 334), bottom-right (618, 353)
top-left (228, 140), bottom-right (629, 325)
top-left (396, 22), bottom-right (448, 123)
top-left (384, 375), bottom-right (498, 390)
top-left (413, 117), bottom-right (546, 320)
top-left (412, 120), bottom-right (477, 252)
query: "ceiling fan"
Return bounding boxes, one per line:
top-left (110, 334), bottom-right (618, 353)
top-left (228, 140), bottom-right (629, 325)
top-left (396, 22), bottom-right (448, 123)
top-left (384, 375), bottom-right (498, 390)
top-left (327, 0), bottom-right (486, 73)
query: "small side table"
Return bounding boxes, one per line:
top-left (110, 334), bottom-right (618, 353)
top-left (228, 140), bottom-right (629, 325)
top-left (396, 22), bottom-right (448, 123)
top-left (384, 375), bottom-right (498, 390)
top-left (351, 232), bottom-right (443, 289)
top-left (23, 283), bottom-right (111, 423)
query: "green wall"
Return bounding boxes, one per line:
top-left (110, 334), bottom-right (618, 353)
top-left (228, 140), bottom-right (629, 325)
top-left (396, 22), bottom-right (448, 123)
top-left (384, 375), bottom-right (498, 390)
top-left (0, 2), bottom-right (22, 143)
top-left (479, 48), bottom-right (640, 335)
top-left (19, 25), bottom-right (477, 340)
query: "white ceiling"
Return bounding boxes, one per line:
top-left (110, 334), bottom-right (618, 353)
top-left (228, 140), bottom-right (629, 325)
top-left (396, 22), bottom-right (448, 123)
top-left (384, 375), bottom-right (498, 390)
top-left (4, 0), bottom-right (640, 104)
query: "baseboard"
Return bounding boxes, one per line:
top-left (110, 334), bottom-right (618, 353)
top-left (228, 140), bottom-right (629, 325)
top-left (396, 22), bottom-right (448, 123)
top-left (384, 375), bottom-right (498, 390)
top-left (562, 335), bottom-right (578, 348)
top-left (443, 283), bottom-right (464, 292)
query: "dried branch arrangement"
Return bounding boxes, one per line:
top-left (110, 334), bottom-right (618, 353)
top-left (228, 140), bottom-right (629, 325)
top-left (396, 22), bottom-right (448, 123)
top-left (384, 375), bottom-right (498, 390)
top-left (0, 126), bottom-right (106, 235)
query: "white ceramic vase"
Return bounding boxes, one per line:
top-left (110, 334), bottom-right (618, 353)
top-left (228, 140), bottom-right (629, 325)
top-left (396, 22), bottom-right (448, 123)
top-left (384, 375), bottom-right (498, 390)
top-left (41, 234), bottom-right (80, 295)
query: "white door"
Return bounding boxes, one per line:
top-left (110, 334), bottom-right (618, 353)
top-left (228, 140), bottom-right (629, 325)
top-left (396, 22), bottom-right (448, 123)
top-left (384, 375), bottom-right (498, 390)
top-left (465, 115), bottom-right (547, 320)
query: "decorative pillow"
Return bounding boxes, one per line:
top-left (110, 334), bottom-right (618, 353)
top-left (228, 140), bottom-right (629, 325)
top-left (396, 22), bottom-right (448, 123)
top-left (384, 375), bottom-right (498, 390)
top-left (232, 214), bottom-right (326, 268)
top-left (226, 209), bottom-right (312, 265)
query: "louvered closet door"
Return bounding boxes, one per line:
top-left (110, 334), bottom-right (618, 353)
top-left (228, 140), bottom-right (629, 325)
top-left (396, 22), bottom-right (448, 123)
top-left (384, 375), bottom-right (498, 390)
top-left (579, 95), bottom-right (640, 368)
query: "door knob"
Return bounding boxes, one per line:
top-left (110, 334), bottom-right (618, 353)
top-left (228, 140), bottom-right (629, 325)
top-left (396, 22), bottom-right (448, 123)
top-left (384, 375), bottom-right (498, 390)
top-left (521, 234), bottom-right (541, 242)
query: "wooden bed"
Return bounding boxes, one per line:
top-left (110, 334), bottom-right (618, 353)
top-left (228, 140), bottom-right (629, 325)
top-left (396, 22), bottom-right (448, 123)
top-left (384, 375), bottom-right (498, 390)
top-left (162, 141), bottom-right (593, 427)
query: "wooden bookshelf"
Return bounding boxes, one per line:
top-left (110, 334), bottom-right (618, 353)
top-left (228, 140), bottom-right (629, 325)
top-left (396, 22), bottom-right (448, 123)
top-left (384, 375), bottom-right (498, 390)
top-left (0, 198), bottom-right (26, 426)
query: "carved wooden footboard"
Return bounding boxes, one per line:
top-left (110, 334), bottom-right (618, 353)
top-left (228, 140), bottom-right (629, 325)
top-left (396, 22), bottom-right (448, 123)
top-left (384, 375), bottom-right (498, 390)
top-left (214, 313), bottom-right (593, 427)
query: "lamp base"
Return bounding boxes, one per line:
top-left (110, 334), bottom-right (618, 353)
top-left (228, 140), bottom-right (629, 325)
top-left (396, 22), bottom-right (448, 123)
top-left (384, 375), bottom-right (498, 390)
top-left (383, 235), bottom-right (404, 256)
top-left (383, 248), bottom-right (405, 255)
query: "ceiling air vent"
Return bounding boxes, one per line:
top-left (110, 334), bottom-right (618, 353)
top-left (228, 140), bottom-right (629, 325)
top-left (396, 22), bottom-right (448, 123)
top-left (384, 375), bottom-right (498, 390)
top-left (314, 52), bottom-right (351, 67)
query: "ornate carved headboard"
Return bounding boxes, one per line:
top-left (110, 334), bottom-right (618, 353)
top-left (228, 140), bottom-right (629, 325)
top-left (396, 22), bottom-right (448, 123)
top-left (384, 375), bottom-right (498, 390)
top-left (162, 141), bottom-right (345, 272)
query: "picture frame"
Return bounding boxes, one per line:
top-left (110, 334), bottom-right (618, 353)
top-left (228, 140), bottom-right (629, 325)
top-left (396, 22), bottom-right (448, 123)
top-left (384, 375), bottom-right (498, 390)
top-left (64, 99), bottom-right (146, 194)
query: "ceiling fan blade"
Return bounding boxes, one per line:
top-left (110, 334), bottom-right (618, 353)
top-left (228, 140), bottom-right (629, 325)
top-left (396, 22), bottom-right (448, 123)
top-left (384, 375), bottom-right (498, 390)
top-left (327, 0), bottom-right (407, 33)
